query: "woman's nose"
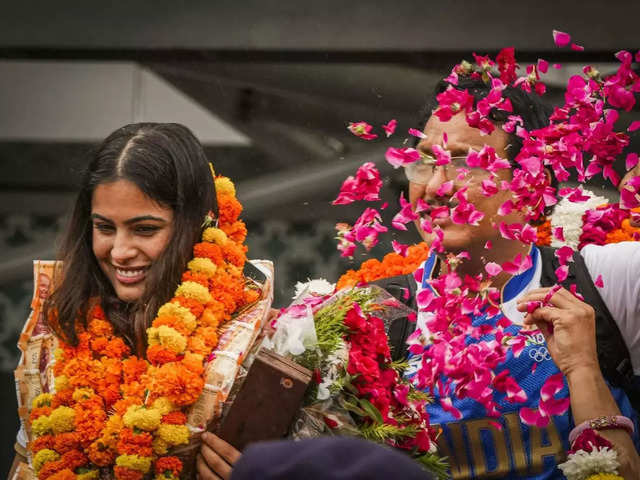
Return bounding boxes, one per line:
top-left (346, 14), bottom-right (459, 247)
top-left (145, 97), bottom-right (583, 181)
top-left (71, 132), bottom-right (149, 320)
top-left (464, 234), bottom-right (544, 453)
top-left (110, 232), bottom-right (137, 263)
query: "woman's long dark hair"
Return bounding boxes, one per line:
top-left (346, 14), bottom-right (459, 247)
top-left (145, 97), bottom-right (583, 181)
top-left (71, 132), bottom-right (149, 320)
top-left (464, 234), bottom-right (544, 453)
top-left (46, 123), bottom-right (217, 353)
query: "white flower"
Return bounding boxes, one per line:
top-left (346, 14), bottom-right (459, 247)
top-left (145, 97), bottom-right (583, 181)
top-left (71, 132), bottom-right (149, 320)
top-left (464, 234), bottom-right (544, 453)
top-left (316, 341), bottom-right (348, 401)
top-left (549, 189), bottom-right (609, 249)
top-left (558, 447), bottom-right (619, 480)
top-left (294, 278), bottom-right (335, 299)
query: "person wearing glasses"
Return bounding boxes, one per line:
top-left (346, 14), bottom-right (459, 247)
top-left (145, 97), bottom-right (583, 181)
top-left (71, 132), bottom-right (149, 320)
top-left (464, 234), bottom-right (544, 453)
top-left (389, 76), bottom-right (640, 479)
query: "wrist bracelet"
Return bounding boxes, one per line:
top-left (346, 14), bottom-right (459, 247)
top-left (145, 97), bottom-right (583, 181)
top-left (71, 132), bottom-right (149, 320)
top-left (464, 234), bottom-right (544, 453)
top-left (569, 415), bottom-right (635, 444)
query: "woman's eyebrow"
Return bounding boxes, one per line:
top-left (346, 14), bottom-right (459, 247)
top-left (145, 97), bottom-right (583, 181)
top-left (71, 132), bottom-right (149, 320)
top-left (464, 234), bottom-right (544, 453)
top-left (90, 213), bottom-right (168, 224)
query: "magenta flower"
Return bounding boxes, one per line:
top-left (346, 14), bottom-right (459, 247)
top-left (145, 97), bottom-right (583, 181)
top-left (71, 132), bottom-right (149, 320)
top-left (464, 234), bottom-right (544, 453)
top-left (392, 192), bottom-right (418, 231)
top-left (347, 121), bottom-right (378, 140)
top-left (392, 240), bottom-right (409, 257)
top-left (382, 119), bottom-right (397, 137)
top-left (496, 47), bottom-right (518, 84)
top-left (552, 227), bottom-right (565, 242)
top-left (502, 253), bottom-right (533, 275)
top-left (552, 30), bottom-right (571, 47)
top-left (554, 245), bottom-right (574, 266)
top-left (385, 147), bottom-right (420, 169)
top-left (434, 86), bottom-right (475, 122)
top-left (408, 128), bottom-right (426, 139)
top-left (332, 162), bottom-right (382, 205)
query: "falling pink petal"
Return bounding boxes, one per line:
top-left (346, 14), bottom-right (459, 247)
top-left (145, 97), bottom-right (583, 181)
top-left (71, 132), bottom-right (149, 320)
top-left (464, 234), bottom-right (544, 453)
top-left (415, 198), bottom-right (430, 213)
top-left (481, 179), bottom-right (499, 196)
top-left (440, 396), bottom-right (463, 420)
top-left (553, 63), bottom-right (562, 69)
top-left (416, 289), bottom-right (435, 310)
top-left (380, 202), bottom-right (389, 210)
top-left (502, 253), bottom-right (533, 275)
top-left (436, 180), bottom-right (454, 196)
top-left (332, 162), bottom-right (383, 205)
top-left (442, 132), bottom-right (448, 148)
top-left (626, 153), bottom-right (639, 171)
top-left (620, 187), bottom-right (640, 209)
top-left (526, 301), bottom-right (543, 314)
top-left (571, 43), bottom-right (584, 52)
top-left (594, 274), bottom-right (604, 288)
top-left (628, 121), bottom-right (640, 132)
top-left (408, 128), bottom-right (426, 139)
top-left (347, 121), bottom-right (378, 140)
top-left (392, 240), bottom-right (409, 257)
top-left (552, 30), bottom-right (571, 47)
top-left (555, 265), bottom-right (569, 282)
top-left (553, 227), bottom-right (565, 242)
top-left (485, 262), bottom-right (503, 277)
top-left (537, 59), bottom-right (549, 74)
top-left (385, 147), bottom-right (420, 169)
top-left (382, 119), bottom-right (397, 137)
top-left (531, 363), bottom-right (538, 374)
top-left (392, 192), bottom-right (419, 230)
top-left (554, 246), bottom-right (574, 265)
top-left (485, 240), bottom-right (493, 249)
top-left (520, 407), bottom-right (550, 427)
top-left (413, 267), bottom-right (424, 283)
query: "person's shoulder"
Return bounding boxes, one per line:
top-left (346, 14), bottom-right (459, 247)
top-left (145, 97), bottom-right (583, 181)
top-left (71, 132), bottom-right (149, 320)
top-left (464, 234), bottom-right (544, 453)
top-left (580, 241), bottom-right (640, 259)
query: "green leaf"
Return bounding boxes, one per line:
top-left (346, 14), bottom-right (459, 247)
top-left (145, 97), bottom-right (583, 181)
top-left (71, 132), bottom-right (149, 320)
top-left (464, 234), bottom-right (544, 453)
top-left (358, 398), bottom-right (384, 424)
top-left (414, 452), bottom-right (450, 480)
top-left (340, 398), bottom-right (366, 417)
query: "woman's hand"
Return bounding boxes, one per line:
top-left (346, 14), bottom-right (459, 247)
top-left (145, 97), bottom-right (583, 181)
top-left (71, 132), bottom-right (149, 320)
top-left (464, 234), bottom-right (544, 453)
top-left (197, 432), bottom-right (241, 480)
top-left (516, 286), bottom-right (599, 378)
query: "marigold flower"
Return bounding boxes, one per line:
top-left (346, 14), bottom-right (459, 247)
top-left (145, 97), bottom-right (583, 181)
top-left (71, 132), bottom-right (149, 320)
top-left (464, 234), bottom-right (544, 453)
top-left (117, 428), bottom-right (153, 457)
top-left (195, 326), bottom-right (219, 349)
top-left (193, 242), bottom-right (224, 265)
top-left (51, 389), bottom-right (74, 409)
top-left (171, 296), bottom-right (204, 319)
top-left (214, 176), bottom-right (236, 196)
top-left (152, 437), bottom-right (169, 455)
top-left (147, 344), bottom-right (180, 365)
top-left (32, 415), bottom-right (52, 436)
top-left (158, 303), bottom-right (197, 330)
top-left (156, 424), bottom-right (190, 446)
top-left (46, 468), bottom-right (76, 480)
top-left (115, 454), bottom-right (153, 473)
top-left (33, 448), bottom-right (60, 473)
top-left (199, 305), bottom-right (224, 328)
top-left (147, 325), bottom-right (187, 354)
top-left (88, 318), bottom-right (112, 337)
top-left (161, 411), bottom-right (187, 425)
top-left (123, 405), bottom-right (162, 431)
top-left (202, 227), bottom-right (228, 246)
top-left (32, 393), bottom-right (53, 409)
top-left (52, 431), bottom-right (82, 454)
top-left (243, 288), bottom-right (260, 305)
top-left (87, 439), bottom-right (117, 467)
top-left (30, 406), bottom-right (53, 421)
top-left (181, 270), bottom-right (209, 288)
top-left (154, 362), bottom-right (204, 406)
top-left (222, 241), bottom-right (247, 267)
top-left (54, 375), bottom-right (70, 392)
top-left (152, 314), bottom-right (191, 336)
top-left (31, 434), bottom-right (55, 453)
top-left (151, 397), bottom-right (177, 415)
top-left (220, 220), bottom-right (247, 243)
top-left (72, 387), bottom-right (95, 402)
top-left (217, 193), bottom-right (242, 225)
top-left (189, 257), bottom-right (218, 278)
top-left (113, 466), bottom-right (144, 480)
top-left (154, 456), bottom-right (183, 476)
top-left (175, 281), bottom-right (212, 304)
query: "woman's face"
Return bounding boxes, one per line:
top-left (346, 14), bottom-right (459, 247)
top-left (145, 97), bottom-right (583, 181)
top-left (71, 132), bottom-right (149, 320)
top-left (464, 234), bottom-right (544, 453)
top-left (91, 179), bottom-right (174, 303)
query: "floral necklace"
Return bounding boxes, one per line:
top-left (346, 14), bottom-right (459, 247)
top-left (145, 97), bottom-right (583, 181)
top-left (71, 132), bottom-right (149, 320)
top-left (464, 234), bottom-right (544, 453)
top-left (28, 175), bottom-right (259, 480)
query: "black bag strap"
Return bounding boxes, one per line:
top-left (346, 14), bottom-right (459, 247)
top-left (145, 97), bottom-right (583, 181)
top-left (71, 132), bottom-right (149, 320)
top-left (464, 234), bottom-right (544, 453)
top-left (538, 247), bottom-right (636, 393)
top-left (372, 274), bottom-right (418, 361)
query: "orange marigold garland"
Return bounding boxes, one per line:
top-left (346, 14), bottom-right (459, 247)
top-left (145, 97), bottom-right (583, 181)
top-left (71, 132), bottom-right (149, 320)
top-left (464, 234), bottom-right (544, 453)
top-left (29, 175), bottom-right (254, 479)
top-left (336, 243), bottom-right (431, 290)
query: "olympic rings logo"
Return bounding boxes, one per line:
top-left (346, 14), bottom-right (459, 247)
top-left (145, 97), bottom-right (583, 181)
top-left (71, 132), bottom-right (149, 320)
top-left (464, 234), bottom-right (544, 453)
top-left (528, 347), bottom-right (552, 362)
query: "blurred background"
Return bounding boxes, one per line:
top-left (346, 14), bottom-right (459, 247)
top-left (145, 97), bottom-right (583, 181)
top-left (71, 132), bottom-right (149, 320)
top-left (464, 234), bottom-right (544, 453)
top-left (0, 1), bottom-right (638, 475)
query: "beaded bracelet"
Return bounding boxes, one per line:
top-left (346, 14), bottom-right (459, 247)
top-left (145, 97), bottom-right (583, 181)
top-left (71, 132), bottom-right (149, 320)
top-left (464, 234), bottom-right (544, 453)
top-left (569, 415), bottom-right (635, 444)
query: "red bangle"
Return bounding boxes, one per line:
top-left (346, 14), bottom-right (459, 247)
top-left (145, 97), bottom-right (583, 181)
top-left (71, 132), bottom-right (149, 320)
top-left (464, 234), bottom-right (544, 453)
top-left (569, 415), bottom-right (634, 444)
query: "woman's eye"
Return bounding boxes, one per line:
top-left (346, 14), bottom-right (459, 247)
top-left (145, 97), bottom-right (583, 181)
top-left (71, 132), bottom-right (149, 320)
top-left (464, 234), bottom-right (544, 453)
top-left (94, 223), bottom-right (114, 233)
top-left (134, 225), bottom-right (159, 235)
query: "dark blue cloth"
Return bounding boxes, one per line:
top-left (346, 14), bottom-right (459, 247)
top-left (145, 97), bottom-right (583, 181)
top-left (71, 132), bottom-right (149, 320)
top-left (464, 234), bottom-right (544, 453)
top-left (231, 437), bottom-right (434, 479)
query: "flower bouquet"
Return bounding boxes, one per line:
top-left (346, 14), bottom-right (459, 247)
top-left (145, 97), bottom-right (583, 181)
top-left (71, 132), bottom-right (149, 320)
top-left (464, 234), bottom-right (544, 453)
top-left (263, 280), bottom-right (448, 479)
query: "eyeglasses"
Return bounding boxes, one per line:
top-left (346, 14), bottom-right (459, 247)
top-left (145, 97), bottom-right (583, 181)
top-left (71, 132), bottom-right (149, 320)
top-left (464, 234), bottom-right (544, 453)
top-left (404, 154), bottom-right (490, 185)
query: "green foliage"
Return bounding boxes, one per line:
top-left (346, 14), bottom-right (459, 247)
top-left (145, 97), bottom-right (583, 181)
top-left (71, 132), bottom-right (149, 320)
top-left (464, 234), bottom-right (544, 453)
top-left (415, 452), bottom-right (450, 480)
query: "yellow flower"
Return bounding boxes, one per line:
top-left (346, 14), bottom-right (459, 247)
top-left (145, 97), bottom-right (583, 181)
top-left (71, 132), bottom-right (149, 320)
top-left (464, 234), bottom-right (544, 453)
top-left (152, 437), bottom-right (169, 455)
top-left (585, 475), bottom-right (624, 480)
top-left (49, 406), bottom-right (75, 434)
top-left (188, 257), bottom-right (218, 277)
top-left (33, 448), bottom-right (59, 473)
top-left (115, 454), bottom-right (153, 473)
top-left (152, 397), bottom-right (177, 415)
top-left (215, 176), bottom-right (236, 196)
top-left (54, 375), bottom-right (70, 391)
top-left (54, 348), bottom-right (65, 362)
top-left (154, 475), bottom-right (179, 480)
top-left (123, 405), bottom-right (162, 431)
top-left (202, 227), bottom-right (228, 246)
top-left (31, 415), bottom-right (52, 436)
top-left (157, 303), bottom-right (197, 333)
top-left (175, 281), bottom-right (211, 304)
top-left (77, 471), bottom-right (100, 480)
top-left (147, 325), bottom-right (187, 354)
top-left (72, 387), bottom-right (95, 402)
top-left (157, 424), bottom-right (190, 446)
top-left (32, 393), bottom-right (53, 409)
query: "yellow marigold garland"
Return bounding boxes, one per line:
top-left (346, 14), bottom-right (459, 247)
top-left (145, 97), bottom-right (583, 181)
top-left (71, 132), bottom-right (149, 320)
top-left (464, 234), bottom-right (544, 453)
top-left (29, 176), bottom-right (253, 479)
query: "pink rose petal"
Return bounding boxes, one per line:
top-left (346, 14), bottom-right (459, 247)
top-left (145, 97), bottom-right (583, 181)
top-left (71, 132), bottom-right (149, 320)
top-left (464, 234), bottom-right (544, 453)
top-left (594, 274), bottom-right (604, 288)
top-left (552, 30), bottom-right (571, 47)
top-left (628, 121), bottom-right (640, 132)
top-left (382, 119), bottom-right (397, 137)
